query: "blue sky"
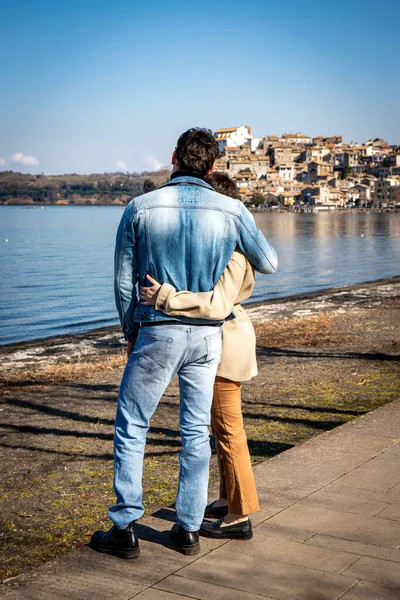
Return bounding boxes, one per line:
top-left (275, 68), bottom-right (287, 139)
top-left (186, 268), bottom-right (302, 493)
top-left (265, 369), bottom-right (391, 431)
top-left (1, 0), bottom-right (399, 174)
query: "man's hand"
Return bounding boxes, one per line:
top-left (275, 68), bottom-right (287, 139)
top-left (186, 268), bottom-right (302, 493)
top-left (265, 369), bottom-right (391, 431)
top-left (127, 339), bottom-right (136, 358)
top-left (139, 274), bottom-right (161, 305)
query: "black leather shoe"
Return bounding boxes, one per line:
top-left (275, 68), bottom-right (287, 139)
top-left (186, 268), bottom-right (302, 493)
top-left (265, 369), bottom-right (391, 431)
top-left (200, 517), bottom-right (253, 540)
top-left (204, 500), bottom-right (229, 519)
top-left (170, 523), bottom-right (200, 555)
top-left (90, 521), bottom-right (140, 559)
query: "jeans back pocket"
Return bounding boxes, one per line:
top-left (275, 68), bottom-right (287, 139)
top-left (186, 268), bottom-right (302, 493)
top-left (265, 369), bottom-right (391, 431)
top-left (138, 333), bottom-right (173, 372)
top-left (201, 332), bottom-right (222, 365)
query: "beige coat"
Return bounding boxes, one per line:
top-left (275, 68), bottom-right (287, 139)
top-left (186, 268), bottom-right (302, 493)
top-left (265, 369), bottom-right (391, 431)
top-left (155, 251), bottom-right (257, 382)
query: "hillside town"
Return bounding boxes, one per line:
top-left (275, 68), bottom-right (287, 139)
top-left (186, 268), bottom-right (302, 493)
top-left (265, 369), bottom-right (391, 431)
top-left (213, 126), bottom-right (400, 210)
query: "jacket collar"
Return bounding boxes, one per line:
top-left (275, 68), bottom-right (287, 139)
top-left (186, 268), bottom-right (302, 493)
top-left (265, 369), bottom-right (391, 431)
top-left (170, 170), bottom-right (204, 181)
top-left (162, 171), bottom-right (215, 192)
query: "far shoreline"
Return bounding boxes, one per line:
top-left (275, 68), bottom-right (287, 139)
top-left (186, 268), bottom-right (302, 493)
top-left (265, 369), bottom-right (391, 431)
top-left (0, 202), bottom-right (399, 213)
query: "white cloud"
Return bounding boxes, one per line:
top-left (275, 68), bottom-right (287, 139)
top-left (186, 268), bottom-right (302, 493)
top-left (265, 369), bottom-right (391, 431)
top-left (143, 154), bottom-right (164, 172)
top-left (11, 152), bottom-right (40, 166)
top-left (108, 160), bottom-right (127, 171)
top-left (0, 158), bottom-right (5, 166)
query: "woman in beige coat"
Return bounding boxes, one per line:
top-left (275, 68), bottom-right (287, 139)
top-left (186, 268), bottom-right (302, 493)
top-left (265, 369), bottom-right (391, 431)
top-left (140, 250), bottom-right (259, 539)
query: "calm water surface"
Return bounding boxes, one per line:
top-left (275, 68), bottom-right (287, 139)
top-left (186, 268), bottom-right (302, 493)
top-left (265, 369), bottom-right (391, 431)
top-left (1, 206), bottom-right (399, 345)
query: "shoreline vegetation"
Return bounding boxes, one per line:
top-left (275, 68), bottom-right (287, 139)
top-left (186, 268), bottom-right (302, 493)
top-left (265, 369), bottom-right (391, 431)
top-left (0, 170), bottom-right (170, 207)
top-left (0, 278), bottom-right (399, 580)
top-left (1, 171), bottom-right (399, 211)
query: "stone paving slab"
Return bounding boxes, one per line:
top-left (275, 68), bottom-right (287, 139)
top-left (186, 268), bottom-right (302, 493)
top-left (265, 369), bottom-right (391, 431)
top-left (134, 589), bottom-right (197, 600)
top-left (376, 502), bottom-right (400, 521)
top-left (385, 482), bottom-right (400, 499)
top-left (333, 457), bottom-right (400, 492)
top-left (244, 503), bottom-right (287, 527)
top-left (340, 580), bottom-right (400, 600)
top-left (304, 534), bottom-right (400, 564)
top-left (382, 443), bottom-right (400, 457)
top-left (375, 444), bottom-right (400, 459)
top-left (1, 400), bottom-right (399, 600)
top-left (314, 482), bottom-right (400, 505)
top-left (154, 575), bottom-right (275, 600)
top-left (296, 486), bottom-right (390, 516)
top-left (342, 555), bottom-right (400, 589)
top-left (253, 521), bottom-right (314, 543)
top-left (224, 534), bottom-right (359, 574)
top-left (266, 504), bottom-right (400, 548)
top-left (171, 548), bottom-right (357, 600)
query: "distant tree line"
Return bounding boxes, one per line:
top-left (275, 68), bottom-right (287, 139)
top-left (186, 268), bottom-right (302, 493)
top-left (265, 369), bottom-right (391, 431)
top-left (0, 171), bottom-right (170, 205)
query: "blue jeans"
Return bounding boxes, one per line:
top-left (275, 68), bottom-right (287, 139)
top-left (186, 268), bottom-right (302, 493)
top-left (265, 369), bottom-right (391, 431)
top-left (108, 324), bottom-right (222, 532)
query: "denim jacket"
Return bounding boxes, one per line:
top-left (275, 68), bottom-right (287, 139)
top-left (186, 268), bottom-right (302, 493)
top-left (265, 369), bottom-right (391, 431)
top-left (114, 175), bottom-right (278, 339)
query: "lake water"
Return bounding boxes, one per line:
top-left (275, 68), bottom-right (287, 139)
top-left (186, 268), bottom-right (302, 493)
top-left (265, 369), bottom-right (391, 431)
top-left (1, 206), bottom-right (399, 345)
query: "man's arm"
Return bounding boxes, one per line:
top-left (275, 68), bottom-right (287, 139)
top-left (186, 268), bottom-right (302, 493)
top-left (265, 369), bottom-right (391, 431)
top-left (114, 201), bottom-right (139, 341)
top-left (236, 204), bottom-right (278, 274)
top-left (140, 256), bottom-right (247, 320)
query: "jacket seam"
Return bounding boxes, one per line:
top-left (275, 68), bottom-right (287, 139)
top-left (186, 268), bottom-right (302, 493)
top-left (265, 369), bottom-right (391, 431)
top-left (134, 204), bottom-right (241, 217)
top-left (236, 213), bottom-right (276, 271)
top-left (145, 209), bottom-right (153, 276)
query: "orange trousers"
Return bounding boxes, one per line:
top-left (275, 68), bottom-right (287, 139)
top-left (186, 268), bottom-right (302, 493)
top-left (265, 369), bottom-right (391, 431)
top-left (211, 376), bottom-right (260, 515)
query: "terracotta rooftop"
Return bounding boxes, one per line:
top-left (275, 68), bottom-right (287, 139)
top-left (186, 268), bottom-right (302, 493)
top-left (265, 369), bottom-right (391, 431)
top-left (282, 133), bottom-right (310, 139)
top-left (309, 160), bottom-right (333, 166)
top-left (215, 126), bottom-right (251, 133)
top-left (215, 127), bottom-right (238, 133)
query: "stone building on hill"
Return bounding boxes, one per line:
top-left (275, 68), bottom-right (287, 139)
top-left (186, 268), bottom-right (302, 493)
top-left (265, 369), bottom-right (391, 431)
top-left (214, 126), bottom-right (252, 155)
top-left (281, 133), bottom-right (312, 144)
top-left (213, 126), bottom-right (397, 209)
top-left (374, 177), bottom-right (400, 207)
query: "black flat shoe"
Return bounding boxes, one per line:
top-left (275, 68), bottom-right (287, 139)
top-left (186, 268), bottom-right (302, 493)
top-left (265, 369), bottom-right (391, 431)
top-left (200, 517), bottom-right (253, 540)
top-left (170, 523), bottom-right (200, 555)
top-left (204, 500), bottom-right (229, 519)
top-left (90, 521), bottom-right (140, 559)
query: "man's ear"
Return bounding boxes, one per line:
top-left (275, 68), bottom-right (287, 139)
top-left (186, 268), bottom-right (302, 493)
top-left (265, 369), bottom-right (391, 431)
top-left (171, 150), bottom-right (177, 165)
top-left (207, 163), bottom-right (215, 175)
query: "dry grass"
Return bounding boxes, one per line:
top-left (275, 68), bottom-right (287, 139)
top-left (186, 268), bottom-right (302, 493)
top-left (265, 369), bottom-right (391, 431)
top-left (255, 313), bottom-right (354, 347)
top-left (1, 314), bottom-right (353, 388)
top-left (0, 354), bottom-right (126, 386)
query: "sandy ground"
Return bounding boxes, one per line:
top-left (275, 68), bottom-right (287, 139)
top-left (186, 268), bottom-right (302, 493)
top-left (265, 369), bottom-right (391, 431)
top-left (0, 278), bottom-right (399, 581)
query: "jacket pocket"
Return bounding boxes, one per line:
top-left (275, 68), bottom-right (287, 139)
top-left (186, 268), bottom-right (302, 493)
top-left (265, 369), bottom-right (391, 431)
top-left (138, 333), bottom-right (172, 372)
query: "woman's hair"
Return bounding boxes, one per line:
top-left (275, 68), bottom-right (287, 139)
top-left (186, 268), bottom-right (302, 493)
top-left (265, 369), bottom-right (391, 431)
top-left (206, 172), bottom-right (238, 198)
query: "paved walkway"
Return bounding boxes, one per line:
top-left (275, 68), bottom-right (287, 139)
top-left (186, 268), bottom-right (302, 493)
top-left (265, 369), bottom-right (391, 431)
top-left (2, 401), bottom-right (399, 600)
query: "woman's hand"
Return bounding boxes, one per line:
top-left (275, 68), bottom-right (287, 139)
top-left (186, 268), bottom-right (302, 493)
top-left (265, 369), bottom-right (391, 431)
top-left (139, 274), bottom-right (161, 305)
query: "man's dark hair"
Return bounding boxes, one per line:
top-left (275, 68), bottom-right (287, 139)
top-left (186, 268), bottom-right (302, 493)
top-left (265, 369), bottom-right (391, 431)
top-left (206, 172), bottom-right (238, 199)
top-left (175, 128), bottom-right (219, 176)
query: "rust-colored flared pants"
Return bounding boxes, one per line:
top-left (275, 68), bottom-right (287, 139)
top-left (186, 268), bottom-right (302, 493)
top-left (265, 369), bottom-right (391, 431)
top-left (211, 376), bottom-right (260, 515)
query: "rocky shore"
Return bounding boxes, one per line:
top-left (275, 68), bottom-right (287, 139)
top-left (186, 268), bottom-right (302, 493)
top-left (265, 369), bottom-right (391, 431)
top-left (0, 277), bottom-right (399, 581)
top-left (1, 276), bottom-right (399, 373)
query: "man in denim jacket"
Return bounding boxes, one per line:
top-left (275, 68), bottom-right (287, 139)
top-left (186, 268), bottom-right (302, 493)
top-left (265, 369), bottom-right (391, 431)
top-left (91, 128), bottom-right (277, 558)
